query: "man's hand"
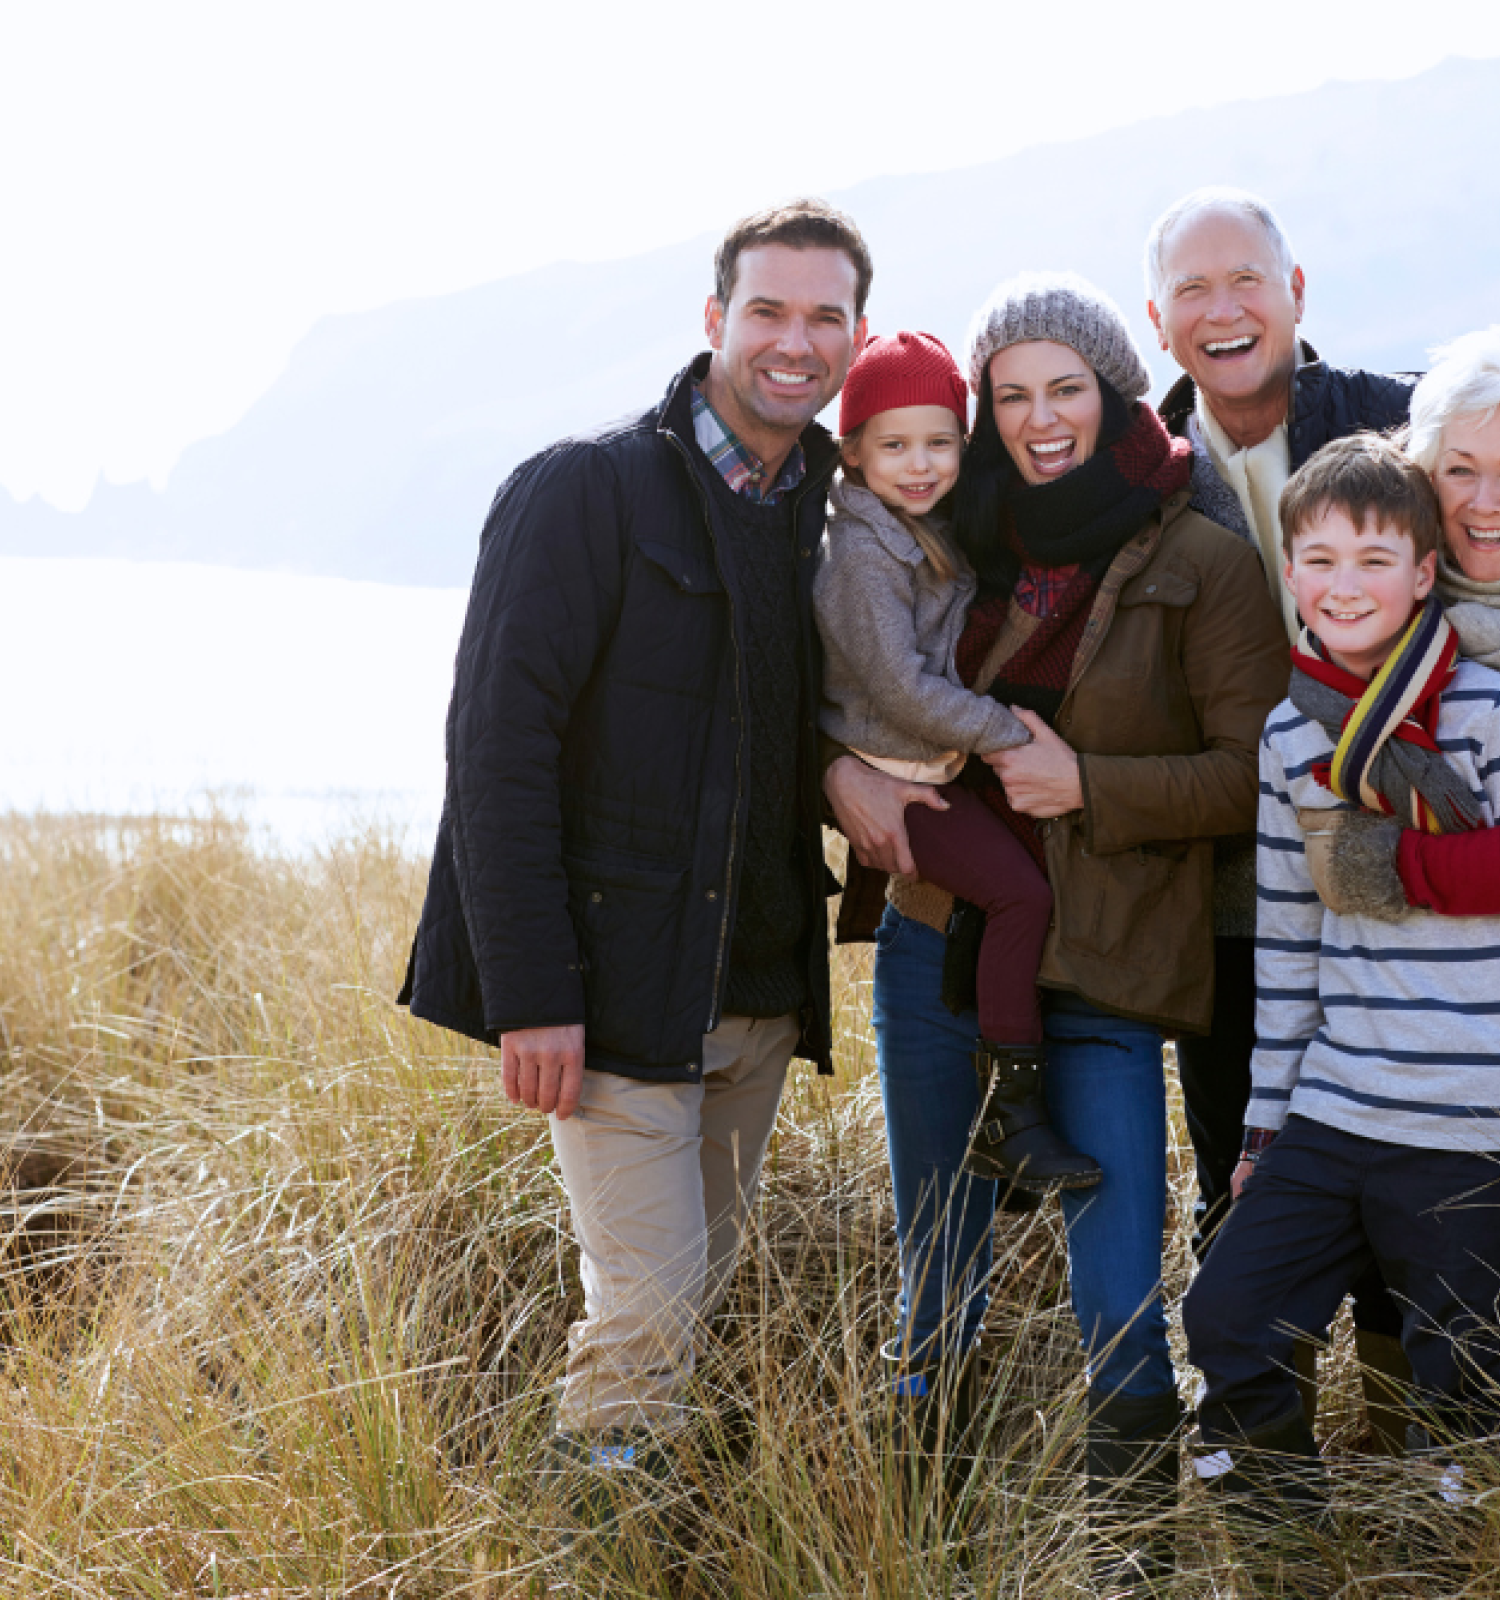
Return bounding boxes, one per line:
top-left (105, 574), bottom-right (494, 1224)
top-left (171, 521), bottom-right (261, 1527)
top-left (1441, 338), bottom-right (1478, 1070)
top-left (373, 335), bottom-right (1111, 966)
top-left (501, 1023), bottom-right (586, 1120)
top-left (1230, 1157), bottom-right (1256, 1201)
top-left (985, 709), bottom-right (1083, 818)
top-left (823, 754), bottom-right (948, 877)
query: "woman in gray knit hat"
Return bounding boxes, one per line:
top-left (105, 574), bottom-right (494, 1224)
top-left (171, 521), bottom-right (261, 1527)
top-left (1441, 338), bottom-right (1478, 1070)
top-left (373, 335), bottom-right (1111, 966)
top-left (825, 271), bottom-right (1287, 1580)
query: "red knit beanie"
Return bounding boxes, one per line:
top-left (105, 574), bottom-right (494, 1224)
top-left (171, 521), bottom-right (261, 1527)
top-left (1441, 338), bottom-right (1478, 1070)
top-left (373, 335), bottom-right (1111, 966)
top-left (838, 331), bottom-right (969, 437)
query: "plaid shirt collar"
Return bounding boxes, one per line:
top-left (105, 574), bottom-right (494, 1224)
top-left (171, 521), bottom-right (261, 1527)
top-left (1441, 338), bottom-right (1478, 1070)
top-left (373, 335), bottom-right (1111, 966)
top-left (1012, 562), bottom-right (1080, 619)
top-left (691, 384), bottom-right (806, 506)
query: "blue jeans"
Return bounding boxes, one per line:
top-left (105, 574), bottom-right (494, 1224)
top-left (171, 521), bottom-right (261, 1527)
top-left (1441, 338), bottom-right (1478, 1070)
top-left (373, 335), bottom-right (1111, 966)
top-left (874, 906), bottom-right (1174, 1399)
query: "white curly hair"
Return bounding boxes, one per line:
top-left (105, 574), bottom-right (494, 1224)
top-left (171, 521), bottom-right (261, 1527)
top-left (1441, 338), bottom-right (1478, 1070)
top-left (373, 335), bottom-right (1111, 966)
top-left (1407, 326), bottom-right (1500, 472)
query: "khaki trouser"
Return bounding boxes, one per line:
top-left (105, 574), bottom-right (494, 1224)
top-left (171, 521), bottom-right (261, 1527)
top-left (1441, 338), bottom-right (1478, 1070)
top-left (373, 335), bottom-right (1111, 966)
top-left (549, 1012), bottom-right (799, 1433)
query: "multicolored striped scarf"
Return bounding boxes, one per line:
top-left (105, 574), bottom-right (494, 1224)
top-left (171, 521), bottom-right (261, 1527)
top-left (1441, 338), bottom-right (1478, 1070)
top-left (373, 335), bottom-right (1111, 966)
top-left (1288, 596), bottom-right (1482, 834)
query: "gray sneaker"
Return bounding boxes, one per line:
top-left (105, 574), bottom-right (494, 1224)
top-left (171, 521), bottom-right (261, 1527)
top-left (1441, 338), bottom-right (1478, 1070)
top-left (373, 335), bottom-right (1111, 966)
top-left (536, 1429), bottom-right (691, 1591)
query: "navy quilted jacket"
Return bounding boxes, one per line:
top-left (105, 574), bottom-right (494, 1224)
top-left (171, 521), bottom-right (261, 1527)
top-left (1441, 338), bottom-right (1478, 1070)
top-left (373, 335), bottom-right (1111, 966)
top-left (1159, 342), bottom-right (1416, 466)
top-left (399, 355), bottom-right (839, 1083)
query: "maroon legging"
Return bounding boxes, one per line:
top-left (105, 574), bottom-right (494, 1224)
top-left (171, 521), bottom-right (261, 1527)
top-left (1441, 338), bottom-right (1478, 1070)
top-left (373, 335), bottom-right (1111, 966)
top-left (904, 782), bottom-right (1052, 1045)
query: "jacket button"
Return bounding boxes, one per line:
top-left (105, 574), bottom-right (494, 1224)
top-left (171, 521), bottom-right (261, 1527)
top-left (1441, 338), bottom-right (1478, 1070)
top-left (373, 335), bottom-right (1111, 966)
top-left (590, 891), bottom-right (603, 903)
top-left (682, 573), bottom-right (692, 586)
top-left (800, 546), bottom-right (812, 557)
top-left (706, 889), bottom-right (718, 901)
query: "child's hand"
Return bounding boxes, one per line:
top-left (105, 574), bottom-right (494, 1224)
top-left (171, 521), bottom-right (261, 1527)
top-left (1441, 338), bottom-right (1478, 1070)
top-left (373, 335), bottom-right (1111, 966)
top-left (1230, 1157), bottom-right (1256, 1200)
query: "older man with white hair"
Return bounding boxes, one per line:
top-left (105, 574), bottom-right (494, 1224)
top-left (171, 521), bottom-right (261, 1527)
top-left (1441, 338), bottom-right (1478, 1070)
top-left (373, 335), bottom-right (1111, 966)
top-left (1147, 185), bottom-right (1417, 1454)
top-left (1149, 187), bottom-right (1417, 632)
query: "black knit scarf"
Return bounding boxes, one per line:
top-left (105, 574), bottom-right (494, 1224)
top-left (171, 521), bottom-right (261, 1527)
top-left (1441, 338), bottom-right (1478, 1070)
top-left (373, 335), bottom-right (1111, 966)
top-left (1005, 386), bottom-right (1191, 568)
top-left (952, 396), bottom-right (1192, 874)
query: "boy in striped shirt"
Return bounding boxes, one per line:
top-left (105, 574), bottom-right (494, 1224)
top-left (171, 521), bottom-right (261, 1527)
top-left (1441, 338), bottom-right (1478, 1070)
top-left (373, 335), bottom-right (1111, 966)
top-left (1184, 435), bottom-right (1500, 1529)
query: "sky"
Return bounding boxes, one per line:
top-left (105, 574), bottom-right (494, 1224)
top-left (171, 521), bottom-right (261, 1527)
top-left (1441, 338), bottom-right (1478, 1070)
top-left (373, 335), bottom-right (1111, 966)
top-left (4, 1), bottom-right (1500, 512)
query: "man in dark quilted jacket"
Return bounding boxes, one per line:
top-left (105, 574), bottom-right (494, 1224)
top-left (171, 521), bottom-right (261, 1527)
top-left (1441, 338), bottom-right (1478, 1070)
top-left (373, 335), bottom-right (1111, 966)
top-left (401, 200), bottom-right (869, 1512)
top-left (1146, 185), bottom-right (1417, 1451)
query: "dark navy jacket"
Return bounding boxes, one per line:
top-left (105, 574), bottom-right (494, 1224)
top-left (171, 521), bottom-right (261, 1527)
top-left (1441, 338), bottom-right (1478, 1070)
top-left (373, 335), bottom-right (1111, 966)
top-left (1159, 342), bottom-right (1417, 469)
top-left (399, 355), bottom-right (838, 1082)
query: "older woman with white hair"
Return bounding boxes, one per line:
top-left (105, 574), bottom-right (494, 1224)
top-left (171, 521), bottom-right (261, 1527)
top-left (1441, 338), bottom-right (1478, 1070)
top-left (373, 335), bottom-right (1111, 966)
top-left (1319, 327), bottom-right (1500, 921)
top-left (1412, 327), bottom-right (1500, 660)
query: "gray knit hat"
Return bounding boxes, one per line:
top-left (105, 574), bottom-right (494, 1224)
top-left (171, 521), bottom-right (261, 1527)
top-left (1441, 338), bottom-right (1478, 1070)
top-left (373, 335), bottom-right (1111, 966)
top-left (965, 271), bottom-right (1151, 403)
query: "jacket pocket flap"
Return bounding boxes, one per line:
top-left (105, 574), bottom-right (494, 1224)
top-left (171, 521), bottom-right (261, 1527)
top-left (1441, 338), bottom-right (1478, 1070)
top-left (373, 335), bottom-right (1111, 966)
top-left (637, 538), bottom-right (724, 595)
top-left (1118, 569), bottom-right (1199, 608)
top-left (564, 852), bottom-right (688, 892)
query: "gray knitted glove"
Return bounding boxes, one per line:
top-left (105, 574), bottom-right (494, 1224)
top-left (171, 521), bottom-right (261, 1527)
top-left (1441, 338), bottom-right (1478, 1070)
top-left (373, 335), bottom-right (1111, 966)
top-left (1317, 810), bottom-right (1410, 922)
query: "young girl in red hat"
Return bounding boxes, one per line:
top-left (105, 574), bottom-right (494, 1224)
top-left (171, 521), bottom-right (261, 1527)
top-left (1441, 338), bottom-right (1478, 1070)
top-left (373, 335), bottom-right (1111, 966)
top-left (815, 330), bottom-right (1099, 1194)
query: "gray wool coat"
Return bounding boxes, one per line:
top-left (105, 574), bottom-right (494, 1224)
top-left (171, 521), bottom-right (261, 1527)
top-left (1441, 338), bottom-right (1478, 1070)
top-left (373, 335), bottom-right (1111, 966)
top-left (813, 475), bottom-right (1028, 767)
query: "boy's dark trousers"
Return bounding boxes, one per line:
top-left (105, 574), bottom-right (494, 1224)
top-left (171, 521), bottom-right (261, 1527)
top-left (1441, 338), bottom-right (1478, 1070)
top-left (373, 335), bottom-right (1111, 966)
top-left (1184, 1113), bottom-right (1500, 1446)
top-left (1178, 937), bottom-right (1407, 1339)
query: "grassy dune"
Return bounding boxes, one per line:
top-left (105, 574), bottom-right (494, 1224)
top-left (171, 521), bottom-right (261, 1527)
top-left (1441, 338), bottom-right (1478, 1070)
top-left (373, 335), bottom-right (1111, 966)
top-left (0, 811), bottom-right (1494, 1596)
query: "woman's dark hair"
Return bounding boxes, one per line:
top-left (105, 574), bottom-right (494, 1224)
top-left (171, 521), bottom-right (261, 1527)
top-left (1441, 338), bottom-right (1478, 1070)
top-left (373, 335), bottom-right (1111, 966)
top-left (952, 368), bottom-right (1022, 600)
top-left (953, 365), bottom-right (1130, 599)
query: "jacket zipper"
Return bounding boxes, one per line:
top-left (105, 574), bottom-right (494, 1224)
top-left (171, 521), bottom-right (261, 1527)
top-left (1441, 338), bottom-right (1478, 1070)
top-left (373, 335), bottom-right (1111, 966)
top-left (664, 417), bottom-right (837, 1039)
top-left (663, 428), bottom-right (744, 1033)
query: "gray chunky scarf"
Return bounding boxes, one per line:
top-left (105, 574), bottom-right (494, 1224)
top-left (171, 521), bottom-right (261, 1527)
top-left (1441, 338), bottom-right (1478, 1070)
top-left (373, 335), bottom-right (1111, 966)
top-left (1184, 417), bottom-right (1253, 544)
top-left (1436, 550), bottom-right (1500, 671)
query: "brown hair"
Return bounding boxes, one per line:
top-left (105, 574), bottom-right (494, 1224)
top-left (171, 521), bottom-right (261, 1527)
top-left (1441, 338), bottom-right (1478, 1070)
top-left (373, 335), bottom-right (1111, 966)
top-left (1279, 431), bottom-right (1441, 559)
top-left (839, 424), bottom-right (959, 585)
top-left (714, 198), bottom-right (873, 320)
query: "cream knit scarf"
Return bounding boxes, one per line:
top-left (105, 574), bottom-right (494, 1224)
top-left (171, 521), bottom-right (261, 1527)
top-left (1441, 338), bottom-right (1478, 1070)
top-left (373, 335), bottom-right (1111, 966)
top-left (1195, 393), bottom-right (1298, 639)
top-left (1435, 550), bottom-right (1500, 671)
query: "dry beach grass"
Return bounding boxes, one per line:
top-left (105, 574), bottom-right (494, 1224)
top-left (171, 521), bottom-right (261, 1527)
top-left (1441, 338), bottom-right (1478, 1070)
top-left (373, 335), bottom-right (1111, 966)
top-left (0, 810), bottom-right (1495, 1597)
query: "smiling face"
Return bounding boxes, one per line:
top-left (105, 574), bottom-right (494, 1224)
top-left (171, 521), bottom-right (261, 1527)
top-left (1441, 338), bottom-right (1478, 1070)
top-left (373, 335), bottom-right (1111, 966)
top-left (703, 243), bottom-right (865, 463)
top-left (842, 404), bottom-right (962, 514)
top-left (1284, 506), bottom-right (1436, 680)
top-left (1433, 408), bottom-right (1500, 584)
top-left (986, 340), bottom-right (1103, 486)
top-left (1149, 206), bottom-right (1305, 435)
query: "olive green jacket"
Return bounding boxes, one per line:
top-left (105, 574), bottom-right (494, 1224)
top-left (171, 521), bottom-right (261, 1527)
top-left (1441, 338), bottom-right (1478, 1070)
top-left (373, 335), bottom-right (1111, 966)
top-left (881, 491), bottom-right (1289, 1036)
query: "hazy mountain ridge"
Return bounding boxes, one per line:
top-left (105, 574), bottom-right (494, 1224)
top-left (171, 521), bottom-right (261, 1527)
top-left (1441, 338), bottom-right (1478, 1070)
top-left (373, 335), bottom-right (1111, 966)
top-left (6, 58), bottom-right (1496, 587)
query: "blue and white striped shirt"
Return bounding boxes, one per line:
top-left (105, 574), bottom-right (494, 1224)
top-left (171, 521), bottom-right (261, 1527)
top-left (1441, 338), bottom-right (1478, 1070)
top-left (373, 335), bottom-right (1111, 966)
top-left (1252, 659), bottom-right (1500, 1152)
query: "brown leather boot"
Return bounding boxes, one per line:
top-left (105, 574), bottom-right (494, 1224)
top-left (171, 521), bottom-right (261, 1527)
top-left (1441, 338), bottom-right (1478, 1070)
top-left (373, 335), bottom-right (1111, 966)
top-left (1087, 1387), bottom-right (1182, 1596)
